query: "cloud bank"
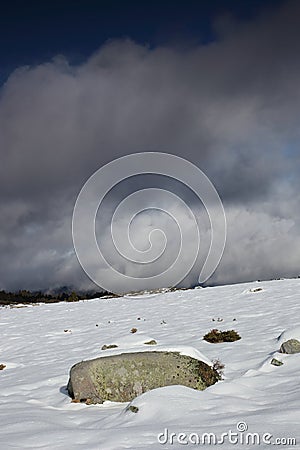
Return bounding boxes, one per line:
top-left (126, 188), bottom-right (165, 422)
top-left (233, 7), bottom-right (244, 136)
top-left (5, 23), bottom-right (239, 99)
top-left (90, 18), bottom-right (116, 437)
top-left (1, 0), bottom-right (300, 291)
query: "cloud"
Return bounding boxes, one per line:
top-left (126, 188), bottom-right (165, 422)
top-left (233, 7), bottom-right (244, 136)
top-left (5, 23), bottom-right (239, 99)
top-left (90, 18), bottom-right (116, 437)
top-left (0, 0), bottom-right (300, 291)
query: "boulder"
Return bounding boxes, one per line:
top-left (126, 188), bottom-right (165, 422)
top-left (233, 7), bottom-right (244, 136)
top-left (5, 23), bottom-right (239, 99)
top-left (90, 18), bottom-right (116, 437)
top-left (280, 339), bottom-right (300, 354)
top-left (67, 351), bottom-right (219, 404)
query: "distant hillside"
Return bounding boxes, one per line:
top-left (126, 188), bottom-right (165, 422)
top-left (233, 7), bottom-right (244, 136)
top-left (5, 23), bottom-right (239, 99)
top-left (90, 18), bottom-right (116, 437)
top-left (0, 289), bottom-right (116, 306)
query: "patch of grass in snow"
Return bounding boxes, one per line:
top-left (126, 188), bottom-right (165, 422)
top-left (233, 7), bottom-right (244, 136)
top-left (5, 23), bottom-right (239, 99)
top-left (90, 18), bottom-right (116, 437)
top-left (212, 359), bottom-right (225, 378)
top-left (203, 329), bottom-right (241, 343)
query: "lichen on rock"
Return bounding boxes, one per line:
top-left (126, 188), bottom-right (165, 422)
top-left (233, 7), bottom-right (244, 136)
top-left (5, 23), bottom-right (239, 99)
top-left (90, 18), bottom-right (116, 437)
top-left (67, 351), bottom-right (219, 404)
top-left (280, 339), bottom-right (300, 354)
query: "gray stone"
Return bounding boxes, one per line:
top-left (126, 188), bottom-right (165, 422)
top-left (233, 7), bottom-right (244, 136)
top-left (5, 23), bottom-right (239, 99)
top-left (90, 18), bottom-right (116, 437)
top-left (67, 351), bottom-right (219, 404)
top-left (126, 405), bottom-right (139, 413)
top-left (280, 339), bottom-right (300, 354)
top-left (101, 344), bottom-right (118, 351)
top-left (270, 358), bottom-right (283, 366)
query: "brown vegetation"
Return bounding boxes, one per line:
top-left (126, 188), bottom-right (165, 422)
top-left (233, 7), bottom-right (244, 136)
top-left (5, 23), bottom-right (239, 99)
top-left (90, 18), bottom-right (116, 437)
top-left (203, 329), bottom-right (241, 343)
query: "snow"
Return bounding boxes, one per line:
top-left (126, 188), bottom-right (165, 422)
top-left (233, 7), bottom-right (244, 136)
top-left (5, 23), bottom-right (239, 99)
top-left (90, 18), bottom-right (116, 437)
top-left (0, 278), bottom-right (300, 449)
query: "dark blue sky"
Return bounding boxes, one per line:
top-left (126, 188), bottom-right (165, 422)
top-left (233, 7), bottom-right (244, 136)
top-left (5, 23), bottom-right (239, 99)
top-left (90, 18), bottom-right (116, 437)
top-left (1, 0), bottom-right (283, 82)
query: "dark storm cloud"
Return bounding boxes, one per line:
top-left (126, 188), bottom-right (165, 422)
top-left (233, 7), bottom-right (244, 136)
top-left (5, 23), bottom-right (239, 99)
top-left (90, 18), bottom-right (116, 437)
top-left (1, 0), bottom-right (300, 291)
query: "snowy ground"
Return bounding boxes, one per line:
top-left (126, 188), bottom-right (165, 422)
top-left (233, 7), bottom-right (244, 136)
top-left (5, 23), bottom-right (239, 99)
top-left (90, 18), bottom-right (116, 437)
top-left (1, 279), bottom-right (300, 449)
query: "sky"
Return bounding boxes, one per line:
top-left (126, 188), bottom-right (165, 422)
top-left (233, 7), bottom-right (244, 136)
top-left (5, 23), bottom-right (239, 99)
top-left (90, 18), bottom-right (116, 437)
top-left (1, 0), bottom-right (300, 293)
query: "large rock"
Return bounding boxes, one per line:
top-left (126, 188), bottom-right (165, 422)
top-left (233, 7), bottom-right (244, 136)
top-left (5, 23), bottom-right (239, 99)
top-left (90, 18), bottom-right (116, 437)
top-left (67, 351), bottom-right (219, 404)
top-left (280, 339), bottom-right (300, 354)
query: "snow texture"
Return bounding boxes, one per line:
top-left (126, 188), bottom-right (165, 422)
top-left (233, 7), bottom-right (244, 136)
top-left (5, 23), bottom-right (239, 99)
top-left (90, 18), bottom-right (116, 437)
top-left (0, 279), bottom-right (299, 449)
